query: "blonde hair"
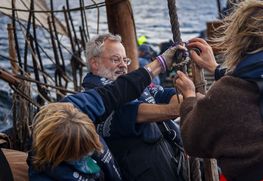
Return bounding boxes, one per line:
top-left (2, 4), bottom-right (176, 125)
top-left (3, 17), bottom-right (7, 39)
top-left (211, 0), bottom-right (263, 72)
top-left (32, 103), bottom-right (103, 170)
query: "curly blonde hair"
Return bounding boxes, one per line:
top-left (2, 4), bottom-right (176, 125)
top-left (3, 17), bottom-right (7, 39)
top-left (32, 103), bottom-right (103, 170)
top-left (211, 0), bottom-right (263, 72)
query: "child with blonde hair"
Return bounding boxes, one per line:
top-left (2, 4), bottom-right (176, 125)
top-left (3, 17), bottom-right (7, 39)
top-left (30, 103), bottom-right (104, 180)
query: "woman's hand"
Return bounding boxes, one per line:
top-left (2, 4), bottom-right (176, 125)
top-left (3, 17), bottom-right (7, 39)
top-left (174, 71), bottom-right (196, 98)
top-left (187, 38), bottom-right (218, 73)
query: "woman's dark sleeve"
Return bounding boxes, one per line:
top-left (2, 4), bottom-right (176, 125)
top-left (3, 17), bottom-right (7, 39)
top-left (95, 68), bottom-right (151, 117)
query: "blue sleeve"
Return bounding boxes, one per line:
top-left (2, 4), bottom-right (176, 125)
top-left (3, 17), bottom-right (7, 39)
top-left (139, 57), bottom-right (149, 67)
top-left (34, 163), bottom-right (92, 181)
top-left (154, 87), bottom-right (176, 104)
top-left (28, 153), bottom-right (84, 181)
top-left (111, 100), bottom-right (145, 137)
top-left (28, 167), bottom-right (53, 181)
top-left (61, 89), bottom-right (105, 122)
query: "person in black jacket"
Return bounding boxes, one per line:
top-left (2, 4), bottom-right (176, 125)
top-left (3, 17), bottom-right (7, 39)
top-left (83, 33), bottom-right (186, 181)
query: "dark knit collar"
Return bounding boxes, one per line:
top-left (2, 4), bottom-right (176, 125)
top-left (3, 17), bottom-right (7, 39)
top-left (82, 73), bottom-right (113, 90)
top-left (233, 51), bottom-right (263, 79)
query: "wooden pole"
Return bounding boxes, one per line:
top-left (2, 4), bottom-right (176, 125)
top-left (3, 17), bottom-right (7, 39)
top-left (8, 23), bottom-right (32, 151)
top-left (105, 0), bottom-right (138, 72)
top-left (7, 24), bottom-right (19, 74)
top-left (0, 68), bottom-right (19, 86)
top-left (204, 159), bottom-right (219, 181)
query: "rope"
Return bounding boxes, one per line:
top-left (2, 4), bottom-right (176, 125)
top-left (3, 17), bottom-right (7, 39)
top-left (0, 2), bottom-right (105, 13)
top-left (167, 1), bottom-right (202, 181)
top-left (15, 75), bottom-right (76, 94)
top-left (195, 81), bottom-right (207, 90)
top-left (171, 56), bottom-right (191, 71)
top-left (0, 0), bottom-right (127, 13)
top-left (167, 0), bottom-right (181, 42)
top-left (190, 157), bottom-right (202, 181)
top-left (10, 84), bottom-right (40, 108)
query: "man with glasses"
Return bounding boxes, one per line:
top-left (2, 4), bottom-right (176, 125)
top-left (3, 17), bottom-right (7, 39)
top-left (82, 33), bottom-right (185, 181)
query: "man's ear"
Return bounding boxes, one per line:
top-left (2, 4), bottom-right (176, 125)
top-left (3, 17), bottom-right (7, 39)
top-left (89, 58), bottom-right (99, 72)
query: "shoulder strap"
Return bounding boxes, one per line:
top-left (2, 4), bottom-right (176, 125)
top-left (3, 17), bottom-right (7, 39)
top-left (0, 149), bottom-right (14, 181)
top-left (157, 122), bottom-right (184, 152)
top-left (157, 122), bottom-right (188, 180)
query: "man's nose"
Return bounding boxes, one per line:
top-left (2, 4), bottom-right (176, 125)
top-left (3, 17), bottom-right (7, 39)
top-left (118, 59), bottom-right (127, 67)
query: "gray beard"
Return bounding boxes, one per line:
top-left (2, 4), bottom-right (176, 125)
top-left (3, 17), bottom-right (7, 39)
top-left (97, 66), bottom-right (118, 81)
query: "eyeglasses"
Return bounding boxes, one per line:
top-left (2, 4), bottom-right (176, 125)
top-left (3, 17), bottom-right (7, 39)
top-left (99, 55), bottom-right (131, 66)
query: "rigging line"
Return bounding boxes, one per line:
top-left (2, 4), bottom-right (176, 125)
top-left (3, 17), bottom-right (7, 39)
top-left (18, 0), bottom-right (59, 34)
top-left (0, 56), bottom-right (25, 76)
top-left (10, 84), bottom-right (40, 108)
top-left (48, 16), bottom-right (63, 88)
top-left (63, 5), bottom-right (76, 55)
top-left (25, 76), bottom-right (73, 99)
top-left (79, 0), bottom-right (87, 42)
top-left (32, 0), bottom-right (48, 84)
top-left (66, 0), bottom-right (81, 52)
top-left (13, 0), bottom-right (63, 62)
top-left (91, 0), bottom-right (100, 34)
top-left (167, 0), bottom-right (182, 42)
top-left (13, 15), bottom-right (73, 82)
top-left (50, 0), bottom-right (67, 78)
top-left (14, 19), bottom-right (52, 77)
top-left (15, 75), bottom-right (76, 94)
top-left (0, 2), bottom-right (106, 13)
top-left (81, 0), bottom-right (89, 40)
top-left (0, 54), bottom-right (17, 62)
top-left (1, 103), bottom-right (15, 127)
top-left (22, 0), bottom-right (34, 73)
top-left (217, 0), bottom-right (222, 19)
top-left (11, 0), bottom-right (22, 71)
top-left (58, 37), bottom-right (86, 66)
top-left (15, 18), bottom-right (67, 96)
top-left (29, 35), bottom-right (52, 102)
top-left (4, 41), bottom-right (54, 85)
top-left (1, 55), bottom-right (62, 85)
top-left (19, 21), bottom-right (75, 82)
top-left (10, 0), bottom-right (86, 67)
top-left (8, 17), bottom-right (86, 73)
top-left (79, 26), bottom-right (86, 49)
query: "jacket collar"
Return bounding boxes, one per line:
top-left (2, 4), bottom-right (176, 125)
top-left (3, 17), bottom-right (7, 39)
top-left (82, 73), bottom-right (113, 90)
top-left (233, 51), bottom-right (263, 79)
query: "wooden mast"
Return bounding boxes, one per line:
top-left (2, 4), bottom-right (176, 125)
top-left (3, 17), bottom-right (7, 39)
top-left (105, 0), bottom-right (139, 72)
